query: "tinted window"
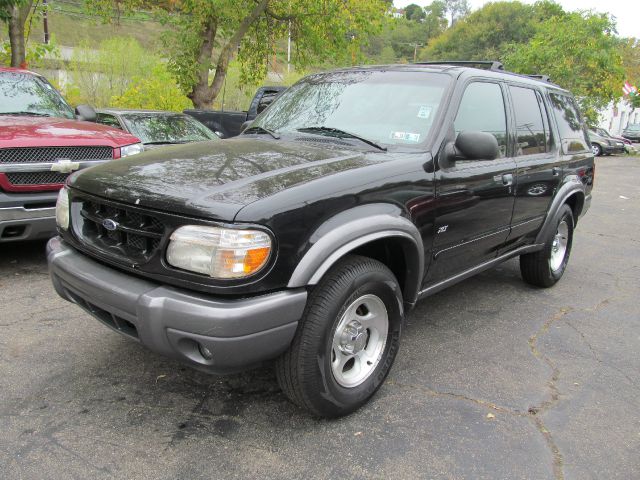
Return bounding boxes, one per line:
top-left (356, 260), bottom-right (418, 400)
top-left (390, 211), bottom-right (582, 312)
top-left (510, 86), bottom-right (547, 156)
top-left (549, 93), bottom-right (589, 153)
top-left (454, 82), bottom-right (507, 157)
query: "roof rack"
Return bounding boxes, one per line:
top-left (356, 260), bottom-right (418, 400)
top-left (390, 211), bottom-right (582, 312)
top-left (525, 74), bottom-right (553, 83)
top-left (415, 60), bottom-right (556, 85)
top-left (415, 60), bottom-right (505, 71)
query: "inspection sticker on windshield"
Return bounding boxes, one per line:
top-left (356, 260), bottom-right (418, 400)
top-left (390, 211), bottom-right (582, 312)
top-left (417, 105), bottom-right (432, 119)
top-left (391, 131), bottom-right (421, 142)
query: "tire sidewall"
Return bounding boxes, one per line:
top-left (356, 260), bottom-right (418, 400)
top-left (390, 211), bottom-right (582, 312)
top-left (547, 205), bottom-right (574, 281)
top-left (309, 268), bottom-right (403, 415)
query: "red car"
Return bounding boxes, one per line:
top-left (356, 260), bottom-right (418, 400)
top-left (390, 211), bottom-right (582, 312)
top-left (0, 67), bottom-right (142, 242)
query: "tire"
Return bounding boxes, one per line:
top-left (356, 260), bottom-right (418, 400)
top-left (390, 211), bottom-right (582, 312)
top-left (520, 204), bottom-right (574, 288)
top-left (591, 143), bottom-right (602, 156)
top-left (276, 255), bottom-right (403, 417)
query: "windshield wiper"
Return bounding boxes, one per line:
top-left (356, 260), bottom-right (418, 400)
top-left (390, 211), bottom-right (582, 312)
top-left (243, 125), bottom-right (280, 139)
top-left (144, 140), bottom-right (190, 145)
top-left (297, 126), bottom-right (387, 151)
top-left (0, 111), bottom-right (51, 117)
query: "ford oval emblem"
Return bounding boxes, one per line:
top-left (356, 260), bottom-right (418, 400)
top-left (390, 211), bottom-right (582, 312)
top-left (102, 219), bottom-right (118, 231)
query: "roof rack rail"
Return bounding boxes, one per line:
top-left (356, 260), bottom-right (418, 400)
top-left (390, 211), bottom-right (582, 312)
top-left (415, 60), bottom-right (505, 71)
top-left (526, 74), bottom-right (552, 83)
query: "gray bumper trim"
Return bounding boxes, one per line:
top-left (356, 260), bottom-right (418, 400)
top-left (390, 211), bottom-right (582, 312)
top-left (47, 237), bottom-right (307, 373)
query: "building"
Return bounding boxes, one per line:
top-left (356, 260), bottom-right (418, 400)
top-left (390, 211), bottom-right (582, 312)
top-left (599, 98), bottom-right (639, 135)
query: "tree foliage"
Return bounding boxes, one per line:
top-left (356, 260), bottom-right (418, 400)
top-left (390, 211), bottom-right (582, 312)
top-left (88, 0), bottom-right (387, 108)
top-left (505, 11), bottom-right (625, 123)
top-left (422, 1), bottom-right (562, 61)
top-left (364, 3), bottom-right (447, 63)
top-left (0, 0), bottom-right (33, 67)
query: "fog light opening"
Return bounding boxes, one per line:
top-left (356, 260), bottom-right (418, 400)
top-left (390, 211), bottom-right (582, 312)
top-left (198, 343), bottom-right (213, 360)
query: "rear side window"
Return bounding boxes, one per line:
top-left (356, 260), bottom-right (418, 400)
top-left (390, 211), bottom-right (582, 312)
top-left (509, 86), bottom-right (548, 155)
top-left (454, 82), bottom-right (507, 157)
top-left (548, 93), bottom-right (589, 153)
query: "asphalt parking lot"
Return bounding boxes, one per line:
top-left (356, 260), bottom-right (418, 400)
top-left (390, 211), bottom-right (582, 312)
top-left (1, 155), bottom-right (638, 480)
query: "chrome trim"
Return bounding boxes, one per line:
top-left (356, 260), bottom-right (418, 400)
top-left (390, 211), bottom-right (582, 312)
top-left (0, 160), bottom-right (109, 173)
top-left (0, 205), bottom-right (56, 222)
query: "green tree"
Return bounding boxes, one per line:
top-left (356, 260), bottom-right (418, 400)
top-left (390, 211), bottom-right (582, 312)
top-left (88, 0), bottom-right (387, 108)
top-left (422, 1), bottom-right (562, 61)
top-left (404, 3), bottom-right (425, 22)
top-left (111, 64), bottom-right (192, 111)
top-left (68, 37), bottom-right (158, 106)
top-left (505, 12), bottom-right (625, 123)
top-left (0, 0), bottom-right (33, 67)
top-left (443, 0), bottom-right (469, 26)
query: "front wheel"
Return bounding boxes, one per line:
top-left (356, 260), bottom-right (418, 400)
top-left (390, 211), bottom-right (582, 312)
top-left (591, 143), bottom-right (602, 156)
top-left (276, 255), bottom-right (403, 417)
top-left (520, 204), bottom-right (574, 288)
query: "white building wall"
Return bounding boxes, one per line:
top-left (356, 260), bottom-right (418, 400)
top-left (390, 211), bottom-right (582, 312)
top-left (599, 98), bottom-right (639, 135)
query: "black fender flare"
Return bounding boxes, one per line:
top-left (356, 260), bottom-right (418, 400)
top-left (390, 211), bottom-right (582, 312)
top-left (535, 176), bottom-right (585, 244)
top-left (287, 203), bottom-right (424, 305)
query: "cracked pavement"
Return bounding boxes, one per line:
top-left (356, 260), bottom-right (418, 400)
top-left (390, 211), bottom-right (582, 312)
top-left (1, 156), bottom-right (639, 479)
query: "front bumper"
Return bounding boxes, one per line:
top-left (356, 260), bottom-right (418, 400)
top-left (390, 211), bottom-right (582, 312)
top-left (47, 237), bottom-right (307, 374)
top-left (0, 191), bottom-right (58, 242)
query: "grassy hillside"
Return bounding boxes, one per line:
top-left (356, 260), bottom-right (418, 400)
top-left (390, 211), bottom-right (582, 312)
top-left (1, 0), bottom-right (166, 50)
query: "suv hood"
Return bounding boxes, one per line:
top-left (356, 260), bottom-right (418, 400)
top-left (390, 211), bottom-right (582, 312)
top-left (69, 138), bottom-right (374, 220)
top-left (0, 116), bottom-right (139, 148)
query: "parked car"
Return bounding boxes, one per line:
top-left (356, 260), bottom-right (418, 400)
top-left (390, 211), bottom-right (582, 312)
top-left (588, 129), bottom-right (625, 156)
top-left (48, 62), bottom-right (594, 417)
top-left (95, 109), bottom-right (219, 148)
top-left (0, 67), bottom-right (142, 243)
top-left (184, 86), bottom-right (286, 138)
top-left (621, 123), bottom-right (640, 142)
top-left (592, 127), bottom-right (635, 154)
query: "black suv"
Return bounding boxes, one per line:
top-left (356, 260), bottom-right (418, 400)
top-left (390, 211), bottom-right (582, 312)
top-left (48, 62), bottom-right (594, 417)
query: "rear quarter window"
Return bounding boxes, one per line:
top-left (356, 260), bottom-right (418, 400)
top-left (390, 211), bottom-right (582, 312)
top-left (548, 93), bottom-right (590, 153)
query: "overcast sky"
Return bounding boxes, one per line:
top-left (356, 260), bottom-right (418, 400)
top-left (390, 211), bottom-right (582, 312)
top-left (393, 0), bottom-right (639, 38)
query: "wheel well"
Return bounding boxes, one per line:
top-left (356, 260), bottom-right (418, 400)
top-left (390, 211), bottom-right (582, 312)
top-left (564, 192), bottom-right (584, 224)
top-left (351, 237), bottom-right (410, 300)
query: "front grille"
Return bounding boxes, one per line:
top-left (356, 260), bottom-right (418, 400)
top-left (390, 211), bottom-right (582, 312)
top-left (0, 146), bottom-right (113, 164)
top-left (73, 196), bottom-right (165, 263)
top-left (6, 171), bottom-right (70, 185)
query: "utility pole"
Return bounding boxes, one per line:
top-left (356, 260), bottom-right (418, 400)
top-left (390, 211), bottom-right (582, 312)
top-left (287, 20), bottom-right (291, 74)
top-left (401, 42), bottom-right (424, 63)
top-left (43, 0), bottom-right (49, 44)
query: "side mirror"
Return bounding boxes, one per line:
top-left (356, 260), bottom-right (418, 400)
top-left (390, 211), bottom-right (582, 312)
top-left (75, 104), bottom-right (97, 122)
top-left (455, 130), bottom-right (500, 160)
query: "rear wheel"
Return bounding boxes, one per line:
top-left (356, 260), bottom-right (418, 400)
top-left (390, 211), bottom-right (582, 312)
top-left (276, 255), bottom-right (403, 417)
top-left (520, 204), bottom-right (574, 288)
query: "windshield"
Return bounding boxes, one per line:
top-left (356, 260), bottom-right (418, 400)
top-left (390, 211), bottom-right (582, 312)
top-left (0, 72), bottom-right (75, 118)
top-left (121, 114), bottom-right (219, 144)
top-left (251, 70), bottom-right (451, 149)
top-left (626, 124), bottom-right (640, 131)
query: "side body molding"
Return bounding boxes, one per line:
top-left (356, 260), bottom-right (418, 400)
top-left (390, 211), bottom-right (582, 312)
top-left (287, 203), bottom-right (424, 305)
top-left (535, 175), bottom-right (585, 244)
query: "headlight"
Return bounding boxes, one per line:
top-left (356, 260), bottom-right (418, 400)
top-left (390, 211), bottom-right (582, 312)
top-left (166, 225), bottom-right (272, 278)
top-left (120, 143), bottom-right (144, 157)
top-left (55, 187), bottom-right (70, 230)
